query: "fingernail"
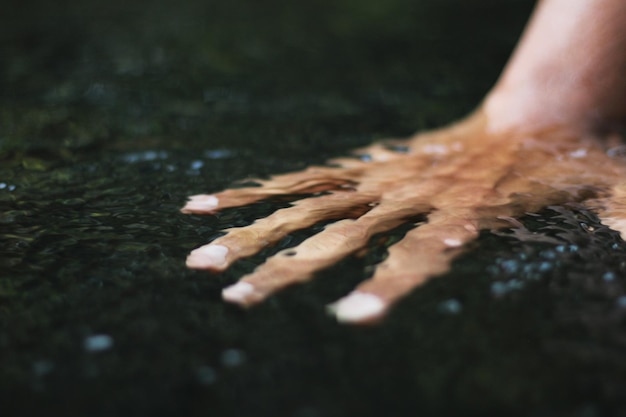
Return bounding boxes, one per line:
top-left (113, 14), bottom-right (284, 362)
top-left (186, 244), bottom-right (229, 269)
top-left (328, 292), bottom-right (385, 323)
top-left (222, 282), bottom-right (255, 303)
top-left (183, 195), bottom-right (219, 211)
top-left (443, 238), bottom-right (462, 247)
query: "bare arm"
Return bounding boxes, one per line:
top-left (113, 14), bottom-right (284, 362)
top-left (485, 0), bottom-right (626, 134)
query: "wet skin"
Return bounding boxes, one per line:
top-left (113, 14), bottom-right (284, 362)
top-left (182, 109), bottom-right (626, 323)
top-left (182, 0), bottom-right (626, 323)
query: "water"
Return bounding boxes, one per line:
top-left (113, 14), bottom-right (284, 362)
top-left (2, 0), bottom-right (626, 416)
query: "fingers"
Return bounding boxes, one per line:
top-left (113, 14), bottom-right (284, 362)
top-left (220, 201), bottom-right (429, 306)
top-left (328, 211), bottom-right (479, 324)
top-left (186, 192), bottom-right (376, 270)
top-left (181, 167), bottom-right (362, 214)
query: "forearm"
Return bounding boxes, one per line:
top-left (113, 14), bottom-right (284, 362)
top-left (484, 0), bottom-right (626, 134)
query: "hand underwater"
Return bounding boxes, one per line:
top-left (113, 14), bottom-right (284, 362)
top-left (182, 110), bottom-right (626, 324)
top-left (182, 0), bottom-right (626, 323)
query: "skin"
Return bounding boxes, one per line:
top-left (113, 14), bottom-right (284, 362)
top-left (182, 0), bottom-right (626, 324)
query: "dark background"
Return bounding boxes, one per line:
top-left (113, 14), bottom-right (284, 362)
top-left (2, 0), bottom-right (626, 416)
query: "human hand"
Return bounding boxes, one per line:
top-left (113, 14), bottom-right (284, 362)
top-left (182, 111), bottom-right (626, 324)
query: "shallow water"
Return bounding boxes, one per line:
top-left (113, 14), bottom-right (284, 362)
top-left (2, 0), bottom-right (626, 416)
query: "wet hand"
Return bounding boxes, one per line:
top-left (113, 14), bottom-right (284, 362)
top-left (182, 111), bottom-right (626, 323)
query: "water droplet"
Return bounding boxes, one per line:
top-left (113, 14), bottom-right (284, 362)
top-left (195, 366), bottom-right (217, 384)
top-left (616, 296), bottom-right (626, 308)
top-left (438, 299), bottom-right (462, 314)
top-left (221, 349), bottom-right (246, 367)
top-left (204, 149), bottom-right (234, 159)
top-left (580, 222), bottom-right (595, 232)
top-left (190, 160), bottom-right (204, 170)
top-left (607, 145), bottom-right (626, 158)
top-left (537, 261), bottom-right (552, 272)
top-left (121, 150), bottom-right (168, 163)
top-left (84, 334), bottom-right (114, 352)
top-left (32, 360), bottom-right (54, 377)
top-left (491, 282), bottom-right (508, 297)
top-left (539, 250), bottom-right (557, 260)
top-left (499, 259), bottom-right (519, 274)
top-left (603, 272), bottom-right (616, 282)
top-left (491, 280), bottom-right (525, 297)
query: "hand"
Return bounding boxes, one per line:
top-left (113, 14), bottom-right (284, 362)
top-left (182, 111), bottom-right (626, 324)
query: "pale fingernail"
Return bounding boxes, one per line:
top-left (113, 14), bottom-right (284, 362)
top-left (222, 281), bottom-right (255, 303)
top-left (186, 244), bottom-right (229, 269)
top-left (444, 238), bottom-right (462, 247)
top-left (328, 292), bottom-right (385, 323)
top-left (184, 195), bottom-right (219, 211)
